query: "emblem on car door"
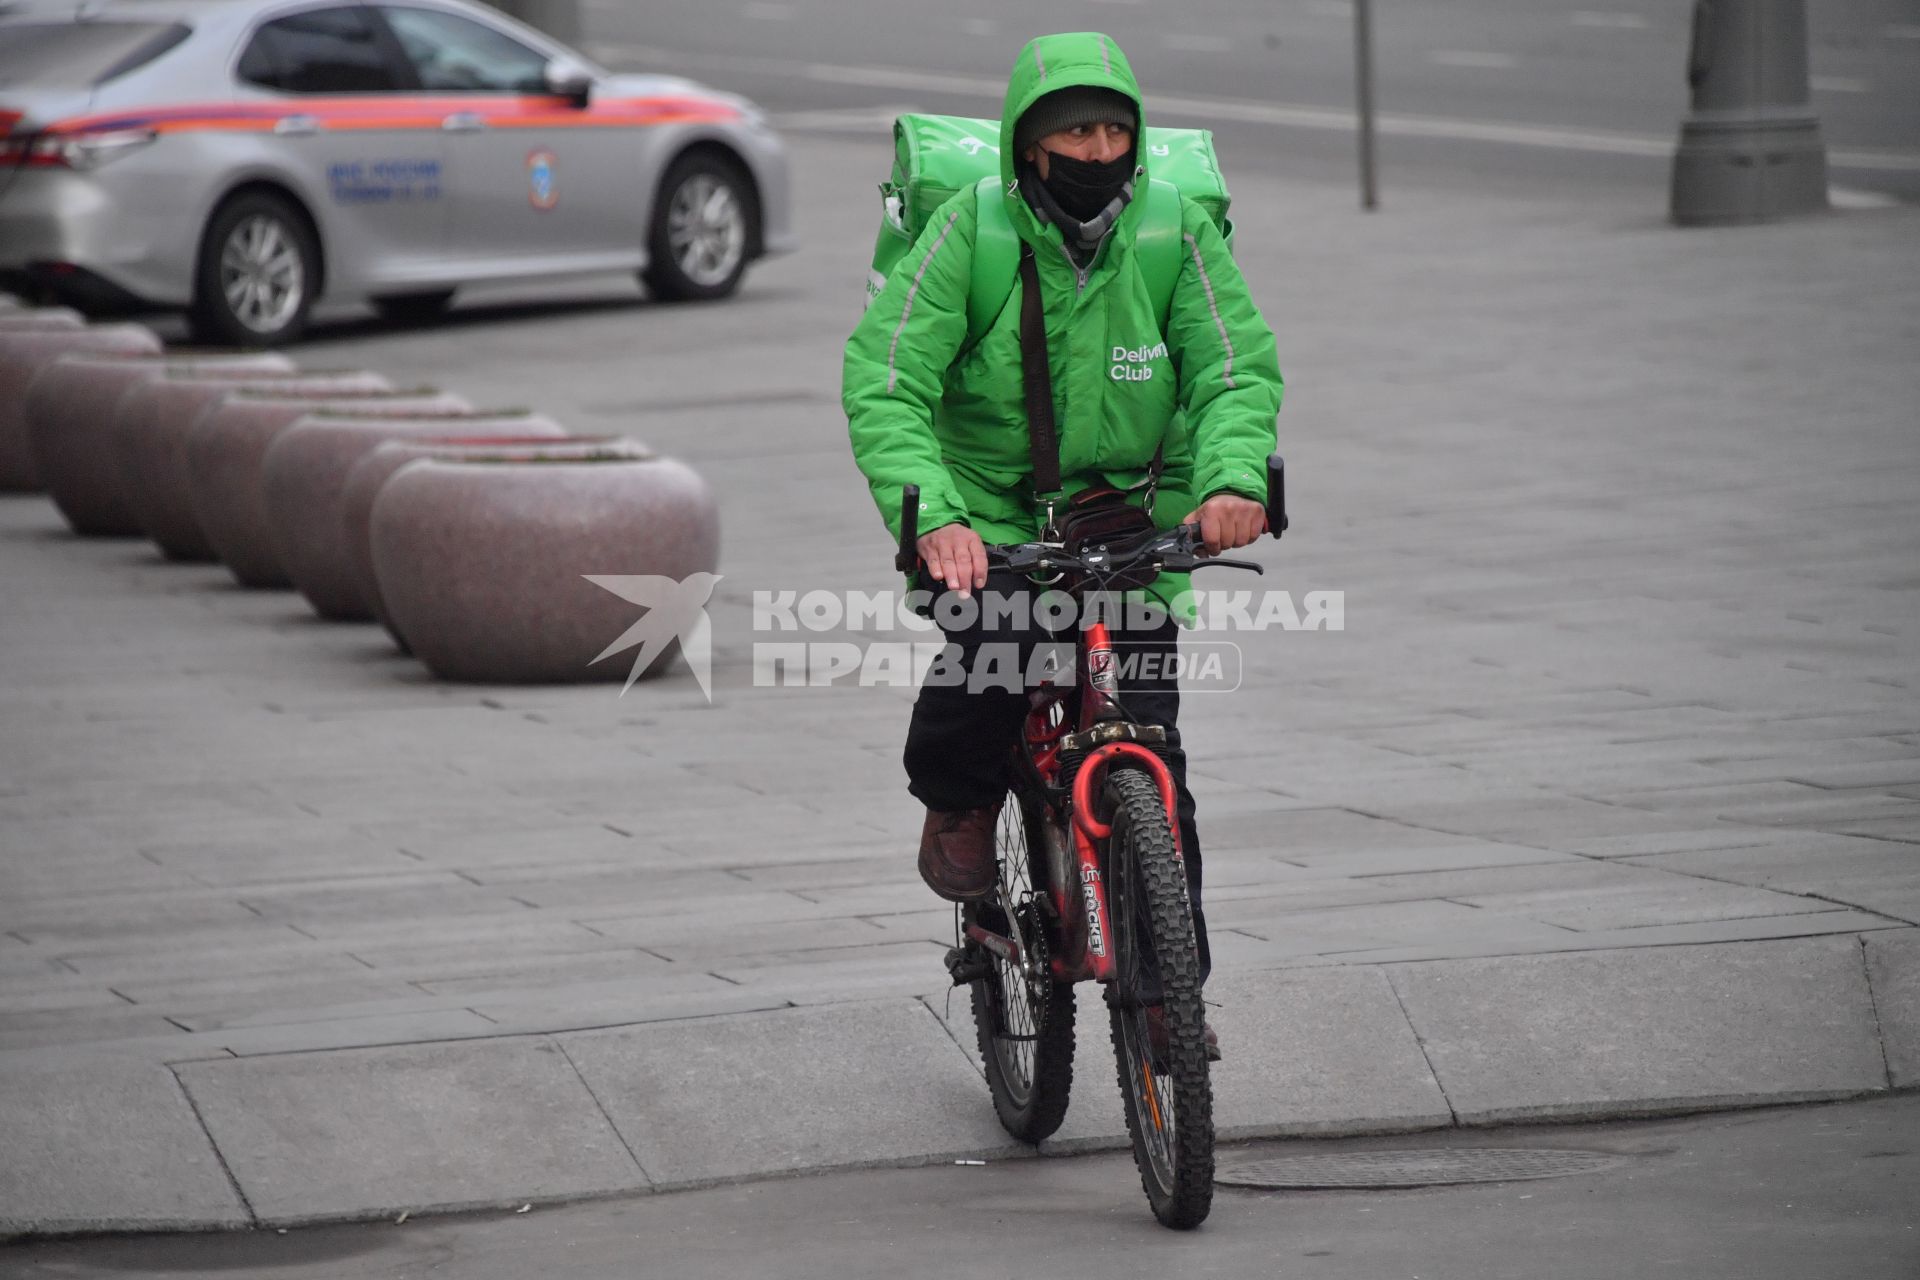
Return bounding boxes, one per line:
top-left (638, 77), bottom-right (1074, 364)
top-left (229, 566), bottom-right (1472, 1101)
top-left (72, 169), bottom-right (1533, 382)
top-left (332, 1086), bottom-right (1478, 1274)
top-left (527, 148), bottom-right (559, 210)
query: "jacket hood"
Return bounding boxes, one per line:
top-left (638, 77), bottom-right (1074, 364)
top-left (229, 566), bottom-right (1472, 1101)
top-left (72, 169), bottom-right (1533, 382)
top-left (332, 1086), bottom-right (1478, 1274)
top-left (999, 32), bottom-right (1146, 243)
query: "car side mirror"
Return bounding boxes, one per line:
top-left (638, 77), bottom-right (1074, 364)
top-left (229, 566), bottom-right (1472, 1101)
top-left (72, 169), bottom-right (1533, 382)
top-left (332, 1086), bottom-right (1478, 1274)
top-left (544, 56), bottom-right (593, 108)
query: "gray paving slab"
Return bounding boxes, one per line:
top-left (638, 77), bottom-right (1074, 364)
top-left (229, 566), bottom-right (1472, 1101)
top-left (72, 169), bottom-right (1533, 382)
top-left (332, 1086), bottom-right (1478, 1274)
top-left (1283, 843), bottom-right (1580, 877)
top-left (469, 986), bottom-right (793, 1037)
top-left (175, 1037), bottom-right (645, 1226)
top-left (559, 999), bottom-right (1016, 1187)
top-left (1789, 761), bottom-right (1920, 790)
top-left (1217, 897), bottom-right (1573, 957)
top-left (136, 836), bottom-right (425, 886)
top-left (124, 975), bottom-right (423, 1033)
top-left (379, 822), bottom-right (650, 870)
top-left (1356, 859), bottom-right (1834, 932)
top-left (1623, 840), bottom-right (1920, 927)
top-left (1388, 936), bottom-right (1891, 1122)
top-left (1205, 968), bottom-right (1452, 1138)
top-left (203, 1009), bottom-right (505, 1058)
top-left (0, 1005), bottom-right (190, 1051)
top-left (1318, 910), bottom-right (1903, 965)
top-left (52, 941), bottom-right (374, 985)
top-left (1547, 829), bottom-right (1790, 859)
top-left (1864, 930), bottom-right (1920, 1089)
top-left (398, 948), bottom-right (674, 996)
top-left (0, 1060), bottom-right (249, 1234)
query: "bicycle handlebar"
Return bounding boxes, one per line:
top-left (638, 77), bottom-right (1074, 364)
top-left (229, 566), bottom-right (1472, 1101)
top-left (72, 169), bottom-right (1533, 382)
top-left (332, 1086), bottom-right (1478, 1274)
top-left (987, 523), bottom-right (1264, 580)
top-left (893, 452), bottom-right (1287, 578)
top-left (894, 483), bottom-right (921, 573)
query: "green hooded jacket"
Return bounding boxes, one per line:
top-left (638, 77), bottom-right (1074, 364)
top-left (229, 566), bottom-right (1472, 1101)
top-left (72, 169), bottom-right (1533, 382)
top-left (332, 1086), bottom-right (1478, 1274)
top-left (842, 32), bottom-right (1283, 607)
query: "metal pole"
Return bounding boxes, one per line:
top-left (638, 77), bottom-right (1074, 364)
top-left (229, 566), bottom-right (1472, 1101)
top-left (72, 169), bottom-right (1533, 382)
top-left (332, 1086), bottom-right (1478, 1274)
top-left (1354, 0), bottom-right (1378, 210)
top-left (1670, 0), bottom-right (1827, 224)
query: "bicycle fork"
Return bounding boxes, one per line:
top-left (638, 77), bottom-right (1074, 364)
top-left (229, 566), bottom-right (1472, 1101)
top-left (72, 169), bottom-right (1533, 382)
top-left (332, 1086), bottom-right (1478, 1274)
top-left (1048, 742), bottom-right (1184, 986)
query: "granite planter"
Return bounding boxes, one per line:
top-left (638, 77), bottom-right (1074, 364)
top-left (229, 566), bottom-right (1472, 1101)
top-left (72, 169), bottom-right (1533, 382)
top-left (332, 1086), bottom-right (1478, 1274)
top-left (370, 454), bottom-right (719, 684)
top-left (263, 410), bottom-right (566, 621)
top-left (189, 386), bottom-right (470, 588)
top-left (342, 435), bottom-right (652, 647)
top-left (25, 352), bottom-right (294, 534)
top-left (0, 321), bottom-right (161, 492)
top-left (116, 369), bottom-right (400, 561)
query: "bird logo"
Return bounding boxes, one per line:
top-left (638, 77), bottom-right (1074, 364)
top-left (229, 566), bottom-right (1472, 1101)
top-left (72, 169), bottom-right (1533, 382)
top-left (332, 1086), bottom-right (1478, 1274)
top-left (585, 573), bottom-right (724, 700)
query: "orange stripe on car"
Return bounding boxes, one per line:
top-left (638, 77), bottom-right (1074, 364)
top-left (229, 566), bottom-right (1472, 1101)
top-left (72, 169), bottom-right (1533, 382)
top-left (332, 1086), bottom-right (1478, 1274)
top-left (39, 95), bottom-right (741, 139)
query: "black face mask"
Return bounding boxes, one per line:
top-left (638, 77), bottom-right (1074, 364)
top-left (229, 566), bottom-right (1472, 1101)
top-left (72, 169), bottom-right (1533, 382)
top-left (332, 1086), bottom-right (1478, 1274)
top-left (1039, 149), bottom-right (1134, 223)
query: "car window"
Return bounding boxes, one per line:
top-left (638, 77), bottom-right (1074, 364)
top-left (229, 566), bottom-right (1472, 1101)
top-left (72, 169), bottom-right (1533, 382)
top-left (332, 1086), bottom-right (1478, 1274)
top-left (0, 22), bottom-right (190, 89)
top-left (237, 6), bottom-right (405, 94)
top-left (378, 6), bottom-right (550, 93)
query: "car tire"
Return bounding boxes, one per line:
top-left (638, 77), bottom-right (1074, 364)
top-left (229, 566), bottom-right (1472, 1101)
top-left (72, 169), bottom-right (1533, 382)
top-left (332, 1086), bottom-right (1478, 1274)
top-left (641, 152), bottom-right (756, 303)
top-left (372, 290), bottom-right (456, 326)
top-left (189, 191), bottom-right (319, 348)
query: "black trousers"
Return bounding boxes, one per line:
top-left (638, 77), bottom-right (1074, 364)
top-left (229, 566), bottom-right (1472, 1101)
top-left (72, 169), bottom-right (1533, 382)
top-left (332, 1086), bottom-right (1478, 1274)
top-left (902, 569), bottom-right (1211, 985)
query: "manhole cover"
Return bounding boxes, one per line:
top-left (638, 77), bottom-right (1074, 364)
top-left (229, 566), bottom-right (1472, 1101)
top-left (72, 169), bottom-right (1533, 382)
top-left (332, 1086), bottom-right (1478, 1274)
top-left (1216, 1147), bottom-right (1626, 1190)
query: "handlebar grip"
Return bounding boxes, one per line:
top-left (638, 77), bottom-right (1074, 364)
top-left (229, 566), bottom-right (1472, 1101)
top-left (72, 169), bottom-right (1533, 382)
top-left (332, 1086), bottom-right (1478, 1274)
top-left (894, 484), bottom-right (920, 572)
top-left (1266, 452), bottom-right (1288, 538)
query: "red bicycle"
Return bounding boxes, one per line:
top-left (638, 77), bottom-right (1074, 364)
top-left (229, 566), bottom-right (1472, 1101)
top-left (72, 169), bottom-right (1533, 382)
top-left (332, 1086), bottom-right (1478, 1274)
top-left (895, 455), bottom-right (1285, 1229)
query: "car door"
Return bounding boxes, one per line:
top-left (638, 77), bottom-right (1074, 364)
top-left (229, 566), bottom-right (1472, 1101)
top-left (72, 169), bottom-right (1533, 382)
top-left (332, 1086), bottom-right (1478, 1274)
top-left (372, 3), bottom-right (642, 273)
top-left (232, 3), bottom-right (449, 293)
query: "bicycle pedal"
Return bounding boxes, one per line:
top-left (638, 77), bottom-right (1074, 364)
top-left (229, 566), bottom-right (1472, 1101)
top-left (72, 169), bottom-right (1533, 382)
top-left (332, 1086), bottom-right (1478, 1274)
top-left (944, 945), bottom-right (992, 987)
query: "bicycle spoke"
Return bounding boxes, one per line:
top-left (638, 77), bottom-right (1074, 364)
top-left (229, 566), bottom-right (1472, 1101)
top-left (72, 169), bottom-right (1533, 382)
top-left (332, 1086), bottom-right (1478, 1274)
top-left (969, 788), bottom-right (1076, 1145)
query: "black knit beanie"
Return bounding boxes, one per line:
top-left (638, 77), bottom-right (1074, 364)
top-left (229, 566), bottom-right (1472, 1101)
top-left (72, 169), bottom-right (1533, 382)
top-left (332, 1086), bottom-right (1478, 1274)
top-left (1013, 85), bottom-right (1138, 155)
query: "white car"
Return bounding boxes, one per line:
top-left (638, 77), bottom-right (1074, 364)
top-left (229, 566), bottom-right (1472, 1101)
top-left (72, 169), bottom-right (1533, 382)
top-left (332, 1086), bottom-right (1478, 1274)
top-left (0, 0), bottom-right (796, 344)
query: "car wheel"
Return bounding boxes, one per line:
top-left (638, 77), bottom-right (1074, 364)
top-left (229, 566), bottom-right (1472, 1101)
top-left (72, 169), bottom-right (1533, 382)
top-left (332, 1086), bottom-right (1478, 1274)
top-left (190, 192), bottom-right (319, 348)
top-left (373, 290), bottom-right (456, 326)
top-left (641, 153), bottom-right (756, 303)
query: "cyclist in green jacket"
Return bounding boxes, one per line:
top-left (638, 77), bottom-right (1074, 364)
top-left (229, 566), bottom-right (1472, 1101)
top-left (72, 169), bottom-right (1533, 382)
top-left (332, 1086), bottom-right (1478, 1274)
top-left (843, 32), bottom-right (1283, 1048)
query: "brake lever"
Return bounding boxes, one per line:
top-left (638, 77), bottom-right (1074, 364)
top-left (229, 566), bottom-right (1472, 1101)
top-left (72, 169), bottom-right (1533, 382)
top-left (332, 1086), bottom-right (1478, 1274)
top-left (1161, 555), bottom-right (1265, 574)
top-left (997, 544), bottom-right (1072, 575)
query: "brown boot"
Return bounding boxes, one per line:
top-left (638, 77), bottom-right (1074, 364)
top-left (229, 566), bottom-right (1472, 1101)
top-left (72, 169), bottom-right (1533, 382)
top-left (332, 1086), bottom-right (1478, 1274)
top-left (917, 803), bottom-right (1001, 902)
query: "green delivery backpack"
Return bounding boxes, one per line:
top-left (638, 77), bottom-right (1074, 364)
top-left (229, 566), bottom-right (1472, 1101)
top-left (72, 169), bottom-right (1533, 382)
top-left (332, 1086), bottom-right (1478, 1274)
top-left (865, 114), bottom-right (1233, 344)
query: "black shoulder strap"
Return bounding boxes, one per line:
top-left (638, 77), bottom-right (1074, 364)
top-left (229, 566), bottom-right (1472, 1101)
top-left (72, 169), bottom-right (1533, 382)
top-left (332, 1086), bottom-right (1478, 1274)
top-left (1017, 246), bottom-right (1063, 500)
top-left (1017, 243), bottom-right (1167, 517)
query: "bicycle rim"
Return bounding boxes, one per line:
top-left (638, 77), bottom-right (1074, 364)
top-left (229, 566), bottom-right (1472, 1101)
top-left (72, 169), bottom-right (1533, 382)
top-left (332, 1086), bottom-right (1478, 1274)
top-left (970, 789), bottom-right (1075, 1143)
top-left (1105, 767), bottom-right (1214, 1228)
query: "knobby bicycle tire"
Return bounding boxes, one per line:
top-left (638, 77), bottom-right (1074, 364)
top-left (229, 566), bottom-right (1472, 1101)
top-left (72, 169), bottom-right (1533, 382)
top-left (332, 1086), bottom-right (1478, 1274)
top-left (969, 788), bottom-right (1077, 1143)
top-left (1105, 767), bottom-right (1215, 1228)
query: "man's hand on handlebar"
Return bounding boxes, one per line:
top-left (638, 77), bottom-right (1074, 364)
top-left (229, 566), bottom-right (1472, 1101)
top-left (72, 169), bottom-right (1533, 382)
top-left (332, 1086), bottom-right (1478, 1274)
top-left (1181, 493), bottom-right (1268, 556)
top-left (918, 522), bottom-right (989, 598)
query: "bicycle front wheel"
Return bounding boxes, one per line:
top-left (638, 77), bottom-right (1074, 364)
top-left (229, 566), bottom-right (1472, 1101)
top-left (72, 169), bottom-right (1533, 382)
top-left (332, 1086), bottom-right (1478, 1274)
top-left (1105, 767), bottom-right (1214, 1229)
top-left (969, 790), bottom-right (1077, 1143)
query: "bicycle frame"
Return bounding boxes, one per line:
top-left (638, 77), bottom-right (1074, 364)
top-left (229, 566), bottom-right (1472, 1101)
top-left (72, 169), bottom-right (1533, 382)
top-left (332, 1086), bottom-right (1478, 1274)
top-left (1020, 616), bottom-right (1185, 987)
top-left (896, 453), bottom-right (1285, 995)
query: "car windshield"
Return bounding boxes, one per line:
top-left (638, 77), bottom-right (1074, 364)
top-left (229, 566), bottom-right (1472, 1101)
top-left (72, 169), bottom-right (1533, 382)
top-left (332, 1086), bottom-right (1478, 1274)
top-left (0, 21), bottom-right (190, 89)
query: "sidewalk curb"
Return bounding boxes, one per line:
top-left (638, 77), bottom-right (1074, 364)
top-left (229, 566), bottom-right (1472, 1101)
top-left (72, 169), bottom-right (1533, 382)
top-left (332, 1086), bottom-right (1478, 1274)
top-left (6, 930), bottom-right (1916, 1241)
